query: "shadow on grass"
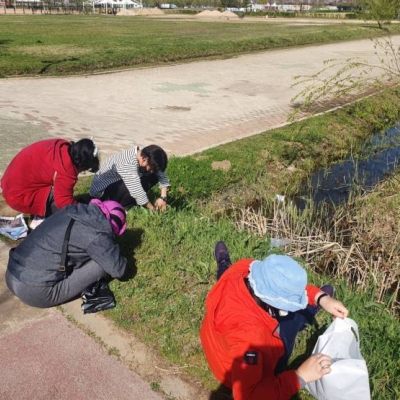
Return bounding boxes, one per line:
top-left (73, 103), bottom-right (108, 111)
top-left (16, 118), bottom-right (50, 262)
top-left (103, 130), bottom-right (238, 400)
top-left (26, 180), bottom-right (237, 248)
top-left (39, 57), bottom-right (80, 74)
top-left (209, 385), bottom-right (233, 400)
top-left (118, 227), bottom-right (144, 281)
top-left (74, 193), bottom-right (91, 203)
top-left (147, 186), bottom-right (194, 212)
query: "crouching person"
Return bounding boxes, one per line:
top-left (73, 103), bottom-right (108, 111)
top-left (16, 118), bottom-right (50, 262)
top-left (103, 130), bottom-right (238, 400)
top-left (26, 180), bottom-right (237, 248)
top-left (200, 242), bottom-right (349, 400)
top-left (5, 199), bottom-right (127, 308)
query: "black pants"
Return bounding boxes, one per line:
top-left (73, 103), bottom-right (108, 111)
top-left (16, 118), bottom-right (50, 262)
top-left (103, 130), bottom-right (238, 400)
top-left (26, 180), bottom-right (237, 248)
top-left (44, 187), bottom-right (58, 217)
top-left (101, 174), bottom-right (159, 210)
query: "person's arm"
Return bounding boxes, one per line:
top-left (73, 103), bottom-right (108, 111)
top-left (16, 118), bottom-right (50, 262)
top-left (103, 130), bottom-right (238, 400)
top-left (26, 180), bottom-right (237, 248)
top-left (53, 172), bottom-right (79, 209)
top-left (154, 171), bottom-right (170, 211)
top-left (315, 292), bottom-right (349, 319)
top-left (144, 201), bottom-right (156, 211)
top-left (154, 186), bottom-right (168, 211)
top-left (86, 233), bottom-right (127, 278)
top-left (308, 284), bottom-right (348, 319)
top-left (296, 353), bottom-right (333, 384)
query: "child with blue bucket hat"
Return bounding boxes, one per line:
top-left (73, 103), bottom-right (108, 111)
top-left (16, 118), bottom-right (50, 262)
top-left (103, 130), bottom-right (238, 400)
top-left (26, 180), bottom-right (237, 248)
top-left (201, 242), bottom-right (348, 400)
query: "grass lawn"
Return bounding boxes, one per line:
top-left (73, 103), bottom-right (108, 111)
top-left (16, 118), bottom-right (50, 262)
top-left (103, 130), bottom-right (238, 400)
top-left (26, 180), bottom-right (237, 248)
top-left (2, 14), bottom-right (400, 399)
top-left (1, 15), bottom-right (400, 76)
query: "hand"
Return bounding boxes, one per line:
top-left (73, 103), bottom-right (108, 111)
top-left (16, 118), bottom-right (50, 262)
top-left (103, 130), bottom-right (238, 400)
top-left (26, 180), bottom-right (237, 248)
top-left (154, 198), bottom-right (167, 212)
top-left (296, 353), bottom-right (332, 383)
top-left (319, 296), bottom-right (348, 319)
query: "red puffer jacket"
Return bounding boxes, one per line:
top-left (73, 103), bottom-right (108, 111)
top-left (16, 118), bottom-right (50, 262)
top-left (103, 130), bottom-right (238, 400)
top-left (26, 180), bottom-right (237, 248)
top-left (200, 258), bottom-right (320, 400)
top-left (1, 139), bottom-right (79, 215)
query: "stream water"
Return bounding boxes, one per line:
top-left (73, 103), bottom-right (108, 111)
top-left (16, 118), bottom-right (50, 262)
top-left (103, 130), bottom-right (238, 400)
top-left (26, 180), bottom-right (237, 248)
top-left (297, 124), bottom-right (400, 207)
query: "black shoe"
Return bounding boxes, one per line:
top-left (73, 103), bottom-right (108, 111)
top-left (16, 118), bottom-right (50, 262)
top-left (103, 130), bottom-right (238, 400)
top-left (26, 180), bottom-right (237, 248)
top-left (214, 241), bottom-right (231, 265)
top-left (315, 284), bottom-right (335, 312)
top-left (214, 241), bottom-right (231, 279)
top-left (320, 284), bottom-right (335, 299)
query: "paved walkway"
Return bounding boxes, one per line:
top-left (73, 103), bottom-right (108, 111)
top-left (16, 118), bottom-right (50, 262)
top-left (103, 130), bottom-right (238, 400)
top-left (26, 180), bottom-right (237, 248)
top-left (1, 34), bottom-right (400, 399)
top-left (0, 238), bottom-right (210, 400)
top-left (1, 35), bottom-right (400, 172)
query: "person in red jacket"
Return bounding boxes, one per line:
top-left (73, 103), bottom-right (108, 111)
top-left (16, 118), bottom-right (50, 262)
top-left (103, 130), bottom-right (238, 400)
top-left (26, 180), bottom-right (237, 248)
top-left (200, 242), bottom-right (349, 400)
top-left (1, 138), bottom-right (99, 229)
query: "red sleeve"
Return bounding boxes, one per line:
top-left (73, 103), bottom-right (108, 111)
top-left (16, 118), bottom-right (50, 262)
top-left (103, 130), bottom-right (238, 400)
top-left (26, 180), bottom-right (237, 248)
top-left (306, 284), bottom-right (321, 307)
top-left (53, 172), bottom-right (78, 209)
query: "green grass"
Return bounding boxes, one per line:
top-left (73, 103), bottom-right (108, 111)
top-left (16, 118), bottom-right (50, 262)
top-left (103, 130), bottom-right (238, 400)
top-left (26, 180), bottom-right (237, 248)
top-left (1, 15), bottom-right (400, 76)
top-left (2, 14), bottom-right (400, 397)
top-left (72, 85), bottom-right (400, 399)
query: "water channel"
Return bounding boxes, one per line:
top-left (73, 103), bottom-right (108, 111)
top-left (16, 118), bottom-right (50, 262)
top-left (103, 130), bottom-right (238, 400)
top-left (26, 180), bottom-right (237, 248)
top-left (297, 124), bottom-right (400, 208)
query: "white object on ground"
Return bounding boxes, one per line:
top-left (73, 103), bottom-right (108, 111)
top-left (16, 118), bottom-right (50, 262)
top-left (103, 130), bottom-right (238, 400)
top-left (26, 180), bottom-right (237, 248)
top-left (29, 216), bottom-right (45, 230)
top-left (0, 214), bottom-right (28, 240)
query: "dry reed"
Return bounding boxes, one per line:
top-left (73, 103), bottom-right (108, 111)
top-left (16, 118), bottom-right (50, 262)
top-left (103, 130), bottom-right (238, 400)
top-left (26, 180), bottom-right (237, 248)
top-left (233, 197), bottom-right (400, 314)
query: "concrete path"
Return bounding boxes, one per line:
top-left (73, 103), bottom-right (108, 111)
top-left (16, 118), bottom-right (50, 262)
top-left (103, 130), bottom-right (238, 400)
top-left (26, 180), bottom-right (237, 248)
top-left (1, 34), bottom-right (399, 400)
top-left (0, 239), bottom-right (209, 400)
top-left (1, 35), bottom-right (400, 172)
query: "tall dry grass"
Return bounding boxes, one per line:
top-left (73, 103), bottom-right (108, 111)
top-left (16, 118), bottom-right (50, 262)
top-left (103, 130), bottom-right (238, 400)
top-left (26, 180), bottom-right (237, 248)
top-left (233, 195), bottom-right (400, 314)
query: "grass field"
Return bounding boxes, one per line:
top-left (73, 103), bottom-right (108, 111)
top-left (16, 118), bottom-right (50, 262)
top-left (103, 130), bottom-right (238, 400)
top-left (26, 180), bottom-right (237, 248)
top-left (1, 15), bottom-right (400, 76)
top-left (2, 14), bottom-right (400, 399)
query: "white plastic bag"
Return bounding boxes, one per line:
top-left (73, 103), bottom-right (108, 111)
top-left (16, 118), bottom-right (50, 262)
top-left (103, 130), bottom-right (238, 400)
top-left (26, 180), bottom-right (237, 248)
top-left (0, 214), bottom-right (28, 240)
top-left (306, 317), bottom-right (371, 400)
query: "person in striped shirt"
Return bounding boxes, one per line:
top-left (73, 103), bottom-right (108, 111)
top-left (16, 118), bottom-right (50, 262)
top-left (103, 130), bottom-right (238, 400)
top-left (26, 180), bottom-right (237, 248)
top-left (90, 145), bottom-right (170, 212)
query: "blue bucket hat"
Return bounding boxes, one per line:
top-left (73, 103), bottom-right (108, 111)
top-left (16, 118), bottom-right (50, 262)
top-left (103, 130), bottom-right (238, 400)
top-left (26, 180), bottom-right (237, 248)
top-left (248, 254), bottom-right (308, 312)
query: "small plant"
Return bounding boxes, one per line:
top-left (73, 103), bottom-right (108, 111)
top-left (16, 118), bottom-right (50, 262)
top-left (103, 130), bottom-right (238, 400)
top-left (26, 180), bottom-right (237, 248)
top-left (108, 346), bottom-right (120, 358)
top-left (150, 381), bottom-right (161, 391)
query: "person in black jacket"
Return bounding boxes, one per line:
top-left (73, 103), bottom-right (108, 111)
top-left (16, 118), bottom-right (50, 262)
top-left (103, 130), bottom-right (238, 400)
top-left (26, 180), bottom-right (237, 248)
top-left (5, 199), bottom-right (127, 308)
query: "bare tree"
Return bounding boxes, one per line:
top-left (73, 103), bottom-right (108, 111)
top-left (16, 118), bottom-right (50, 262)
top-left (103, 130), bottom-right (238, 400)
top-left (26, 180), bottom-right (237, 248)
top-left (291, 36), bottom-right (400, 118)
top-left (357, 0), bottom-right (400, 29)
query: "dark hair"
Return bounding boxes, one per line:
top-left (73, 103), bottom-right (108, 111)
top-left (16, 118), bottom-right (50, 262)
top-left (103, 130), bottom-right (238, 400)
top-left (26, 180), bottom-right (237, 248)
top-left (68, 139), bottom-right (99, 173)
top-left (141, 145), bottom-right (168, 173)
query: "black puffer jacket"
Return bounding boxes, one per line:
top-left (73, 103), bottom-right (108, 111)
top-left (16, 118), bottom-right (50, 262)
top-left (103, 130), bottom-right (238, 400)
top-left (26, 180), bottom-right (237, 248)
top-left (7, 203), bottom-right (127, 285)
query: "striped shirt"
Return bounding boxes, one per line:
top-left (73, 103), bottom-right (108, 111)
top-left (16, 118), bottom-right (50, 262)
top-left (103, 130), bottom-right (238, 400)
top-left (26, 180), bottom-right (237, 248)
top-left (90, 146), bottom-right (170, 206)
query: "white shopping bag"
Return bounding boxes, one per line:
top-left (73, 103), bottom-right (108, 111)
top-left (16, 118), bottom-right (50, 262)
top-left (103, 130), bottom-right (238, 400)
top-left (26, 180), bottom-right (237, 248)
top-left (306, 317), bottom-right (371, 400)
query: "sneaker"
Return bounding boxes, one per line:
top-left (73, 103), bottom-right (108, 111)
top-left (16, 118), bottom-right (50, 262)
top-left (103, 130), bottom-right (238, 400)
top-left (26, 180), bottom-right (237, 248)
top-left (315, 284), bottom-right (335, 312)
top-left (214, 241), bottom-right (232, 280)
top-left (320, 284), bottom-right (335, 299)
top-left (214, 241), bottom-right (231, 265)
top-left (29, 215), bottom-right (45, 230)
